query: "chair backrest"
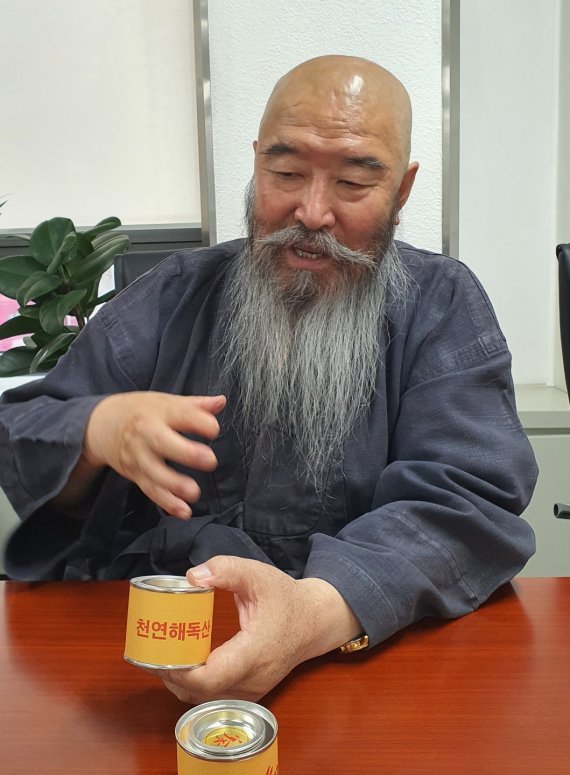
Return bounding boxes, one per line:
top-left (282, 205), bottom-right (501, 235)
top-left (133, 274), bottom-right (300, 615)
top-left (113, 250), bottom-right (174, 291)
top-left (556, 243), bottom-right (570, 396)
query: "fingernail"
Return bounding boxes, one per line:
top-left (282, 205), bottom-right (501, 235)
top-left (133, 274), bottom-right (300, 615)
top-left (190, 563), bottom-right (213, 580)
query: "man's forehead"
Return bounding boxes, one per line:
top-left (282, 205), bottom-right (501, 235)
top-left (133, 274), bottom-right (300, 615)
top-left (258, 57), bottom-right (412, 166)
top-left (258, 97), bottom-right (400, 167)
top-left (260, 85), bottom-right (386, 135)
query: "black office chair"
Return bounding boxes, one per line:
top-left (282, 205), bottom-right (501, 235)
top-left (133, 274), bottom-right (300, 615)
top-left (113, 249), bottom-right (175, 291)
top-left (554, 243), bottom-right (570, 520)
top-left (557, 244), bottom-right (570, 394)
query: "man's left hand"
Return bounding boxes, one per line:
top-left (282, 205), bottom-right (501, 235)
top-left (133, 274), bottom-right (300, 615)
top-left (159, 556), bottom-right (361, 703)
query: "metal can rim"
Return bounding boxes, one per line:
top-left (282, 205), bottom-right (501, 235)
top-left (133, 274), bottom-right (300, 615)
top-left (123, 655), bottom-right (205, 671)
top-left (175, 700), bottom-right (278, 762)
top-left (129, 574), bottom-right (213, 594)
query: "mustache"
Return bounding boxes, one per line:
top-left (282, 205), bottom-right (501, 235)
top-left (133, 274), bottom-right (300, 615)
top-left (254, 224), bottom-right (377, 269)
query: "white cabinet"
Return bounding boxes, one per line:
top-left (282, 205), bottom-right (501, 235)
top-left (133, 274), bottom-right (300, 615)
top-left (518, 434), bottom-right (570, 577)
top-left (516, 385), bottom-right (570, 578)
top-left (0, 488), bottom-right (18, 575)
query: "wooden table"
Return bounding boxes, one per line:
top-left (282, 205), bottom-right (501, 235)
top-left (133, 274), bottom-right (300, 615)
top-left (1, 578), bottom-right (569, 774)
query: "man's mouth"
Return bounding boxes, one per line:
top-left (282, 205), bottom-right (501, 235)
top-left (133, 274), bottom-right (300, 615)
top-left (292, 245), bottom-right (325, 260)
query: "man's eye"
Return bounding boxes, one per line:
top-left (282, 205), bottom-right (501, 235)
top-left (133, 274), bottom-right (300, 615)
top-left (340, 180), bottom-right (366, 189)
top-left (275, 171), bottom-right (299, 179)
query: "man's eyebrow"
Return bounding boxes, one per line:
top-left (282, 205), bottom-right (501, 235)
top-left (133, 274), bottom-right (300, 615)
top-left (344, 156), bottom-right (388, 171)
top-left (260, 142), bottom-right (298, 156)
top-left (259, 144), bottom-right (389, 171)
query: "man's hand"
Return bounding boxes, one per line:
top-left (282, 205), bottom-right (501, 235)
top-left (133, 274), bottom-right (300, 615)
top-left (159, 556), bottom-right (362, 703)
top-left (56, 392), bottom-right (225, 518)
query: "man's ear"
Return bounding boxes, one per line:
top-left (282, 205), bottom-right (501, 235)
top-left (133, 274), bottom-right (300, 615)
top-left (253, 140), bottom-right (258, 153)
top-left (397, 162), bottom-right (419, 211)
top-left (398, 161), bottom-right (420, 210)
top-left (393, 162), bottom-right (419, 225)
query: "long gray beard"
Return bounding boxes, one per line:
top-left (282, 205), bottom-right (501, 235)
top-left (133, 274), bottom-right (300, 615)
top-left (221, 193), bottom-right (410, 486)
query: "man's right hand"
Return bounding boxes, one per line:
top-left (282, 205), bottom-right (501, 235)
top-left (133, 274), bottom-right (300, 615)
top-left (57, 392), bottom-right (226, 519)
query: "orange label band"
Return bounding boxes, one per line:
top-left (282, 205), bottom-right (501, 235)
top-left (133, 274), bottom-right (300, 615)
top-left (124, 585), bottom-right (214, 667)
top-left (177, 739), bottom-right (279, 774)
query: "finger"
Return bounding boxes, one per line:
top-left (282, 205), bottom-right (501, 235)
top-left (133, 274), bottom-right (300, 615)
top-left (136, 451), bottom-right (202, 502)
top-left (148, 466), bottom-right (201, 503)
top-left (165, 395), bottom-right (227, 438)
top-left (117, 439), bottom-right (202, 500)
top-left (160, 632), bottom-right (259, 702)
top-left (139, 478), bottom-right (193, 519)
top-left (190, 394), bottom-right (227, 414)
top-left (129, 451), bottom-right (197, 518)
top-left (141, 425), bottom-right (219, 472)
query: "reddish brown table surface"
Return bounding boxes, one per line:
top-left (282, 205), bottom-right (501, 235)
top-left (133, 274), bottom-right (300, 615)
top-left (1, 577), bottom-right (569, 774)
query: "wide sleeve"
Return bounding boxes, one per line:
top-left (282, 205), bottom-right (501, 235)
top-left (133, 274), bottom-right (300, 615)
top-left (0, 258), bottom-right (184, 520)
top-left (304, 257), bottom-right (538, 646)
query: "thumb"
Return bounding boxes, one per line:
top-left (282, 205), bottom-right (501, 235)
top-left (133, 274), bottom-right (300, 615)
top-left (187, 555), bottom-right (263, 595)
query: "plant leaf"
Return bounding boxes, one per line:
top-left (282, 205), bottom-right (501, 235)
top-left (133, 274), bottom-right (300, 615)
top-left (18, 305), bottom-right (41, 319)
top-left (16, 272), bottom-right (62, 307)
top-left (0, 255), bottom-right (46, 298)
top-left (72, 235), bottom-right (129, 286)
top-left (39, 289), bottom-right (87, 334)
top-left (47, 230), bottom-right (78, 273)
top-left (30, 217), bottom-right (76, 268)
top-left (86, 280), bottom-right (99, 304)
top-left (75, 233), bottom-right (94, 258)
top-left (30, 332), bottom-right (76, 372)
top-left (91, 230), bottom-right (126, 249)
top-left (82, 216), bottom-right (121, 240)
top-left (30, 330), bottom-right (54, 348)
top-left (64, 236), bottom-right (94, 278)
top-left (83, 290), bottom-right (116, 317)
top-left (0, 347), bottom-right (37, 376)
top-left (0, 314), bottom-right (42, 341)
top-left (65, 242), bottom-right (94, 278)
top-left (91, 291), bottom-right (117, 309)
top-left (36, 358), bottom-right (59, 371)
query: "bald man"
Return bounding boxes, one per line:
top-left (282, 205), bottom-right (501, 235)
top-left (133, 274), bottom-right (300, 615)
top-left (0, 56), bottom-right (537, 703)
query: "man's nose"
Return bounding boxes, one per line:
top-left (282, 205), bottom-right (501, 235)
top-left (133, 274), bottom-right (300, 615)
top-left (294, 180), bottom-right (336, 231)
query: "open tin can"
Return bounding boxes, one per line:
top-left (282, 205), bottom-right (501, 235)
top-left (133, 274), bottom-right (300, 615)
top-left (124, 574), bottom-right (214, 669)
top-left (176, 700), bottom-right (279, 773)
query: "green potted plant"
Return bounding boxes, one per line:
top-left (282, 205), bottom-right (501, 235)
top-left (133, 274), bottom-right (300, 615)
top-left (0, 216), bottom-right (129, 376)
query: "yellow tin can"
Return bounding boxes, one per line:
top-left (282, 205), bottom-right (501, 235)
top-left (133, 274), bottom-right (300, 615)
top-left (176, 700), bottom-right (279, 774)
top-left (124, 575), bottom-right (214, 669)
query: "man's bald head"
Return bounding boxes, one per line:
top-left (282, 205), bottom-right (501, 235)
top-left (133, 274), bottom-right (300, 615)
top-left (258, 55), bottom-right (413, 172)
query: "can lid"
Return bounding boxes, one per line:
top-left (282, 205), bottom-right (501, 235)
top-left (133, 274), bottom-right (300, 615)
top-left (129, 575), bottom-right (211, 594)
top-left (176, 700), bottom-right (277, 760)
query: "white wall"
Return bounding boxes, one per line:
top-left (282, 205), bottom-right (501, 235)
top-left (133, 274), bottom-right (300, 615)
top-left (554, 1), bottom-right (570, 390)
top-left (559, 1), bottom-right (570, 248)
top-left (208, 0), bottom-right (443, 252)
top-left (459, 0), bottom-right (561, 386)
